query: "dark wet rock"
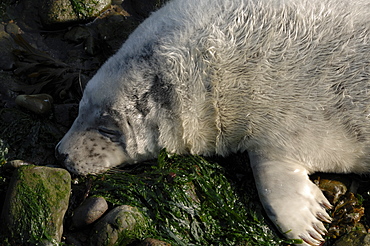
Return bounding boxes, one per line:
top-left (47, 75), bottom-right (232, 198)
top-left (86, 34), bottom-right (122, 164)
top-left (72, 196), bottom-right (108, 228)
top-left (0, 71), bottom-right (20, 108)
top-left (4, 22), bottom-right (22, 35)
top-left (112, 0), bottom-right (124, 5)
top-left (131, 0), bottom-right (163, 17)
top-left (84, 35), bottom-right (99, 56)
top-left (54, 103), bottom-right (79, 127)
top-left (64, 26), bottom-right (91, 43)
top-left (333, 231), bottom-right (370, 246)
top-left (65, 234), bottom-right (86, 246)
top-left (0, 23), bottom-right (16, 70)
top-left (122, 0), bottom-right (167, 19)
top-left (0, 165), bottom-right (71, 244)
top-left (94, 13), bottom-right (135, 54)
top-left (138, 238), bottom-right (171, 246)
top-left (39, 0), bottom-right (112, 27)
top-left (15, 93), bottom-right (53, 114)
top-left (90, 205), bottom-right (148, 246)
top-left (0, 107), bottom-right (65, 165)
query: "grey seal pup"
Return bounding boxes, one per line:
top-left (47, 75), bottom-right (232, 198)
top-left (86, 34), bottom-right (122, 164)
top-left (56, 0), bottom-right (370, 244)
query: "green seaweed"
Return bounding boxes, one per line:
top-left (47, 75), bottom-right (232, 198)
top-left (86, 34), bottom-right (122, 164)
top-left (69, 0), bottom-right (103, 19)
top-left (5, 166), bottom-right (53, 243)
top-left (114, 207), bottom-right (149, 246)
top-left (0, 139), bottom-right (8, 166)
top-left (92, 149), bottom-right (298, 245)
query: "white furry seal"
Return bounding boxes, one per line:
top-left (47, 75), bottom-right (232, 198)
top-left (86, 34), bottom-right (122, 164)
top-left (56, 0), bottom-right (370, 244)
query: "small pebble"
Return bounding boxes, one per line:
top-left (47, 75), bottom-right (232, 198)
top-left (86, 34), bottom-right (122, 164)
top-left (5, 22), bottom-right (21, 35)
top-left (15, 94), bottom-right (53, 114)
top-left (72, 196), bottom-right (108, 228)
top-left (4, 160), bottom-right (31, 169)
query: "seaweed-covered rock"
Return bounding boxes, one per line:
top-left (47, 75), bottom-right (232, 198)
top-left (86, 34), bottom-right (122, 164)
top-left (0, 165), bottom-right (71, 244)
top-left (39, 0), bottom-right (111, 27)
top-left (90, 150), bottom-right (296, 246)
top-left (90, 205), bottom-right (148, 246)
top-left (138, 238), bottom-right (171, 246)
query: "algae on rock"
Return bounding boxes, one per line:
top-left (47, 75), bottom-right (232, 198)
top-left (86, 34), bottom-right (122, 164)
top-left (0, 165), bottom-right (71, 244)
top-left (39, 0), bottom-right (111, 26)
top-left (91, 149), bottom-right (298, 246)
top-left (90, 205), bottom-right (149, 246)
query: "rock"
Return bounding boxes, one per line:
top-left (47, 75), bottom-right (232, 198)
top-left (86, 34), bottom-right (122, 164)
top-left (15, 93), bottom-right (53, 114)
top-left (129, 0), bottom-right (163, 18)
top-left (334, 231), bottom-right (370, 246)
top-left (3, 159), bottom-right (31, 169)
top-left (138, 238), bottom-right (172, 246)
top-left (90, 205), bottom-right (148, 246)
top-left (64, 26), bottom-right (91, 43)
top-left (4, 22), bottom-right (22, 35)
top-left (53, 103), bottom-right (79, 127)
top-left (0, 23), bottom-right (16, 70)
top-left (39, 0), bottom-right (112, 27)
top-left (84, 35), bottom-right (98, 56)
top-left (95, 14), bottom-right (134, 53)
top-left (72, 196), bottom-right (108, 228)
top-left (0, 71), bottom-right (20, 108)
top-left (0, 165), bottom-right (71, 244)
top-left (112, 0), bottom-right (123, 5)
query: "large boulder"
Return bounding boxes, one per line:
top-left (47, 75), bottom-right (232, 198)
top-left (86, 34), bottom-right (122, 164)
top-left (0, 165), bottom-right (71, 244)
top-left (38, 0), bottom-right (112, 27)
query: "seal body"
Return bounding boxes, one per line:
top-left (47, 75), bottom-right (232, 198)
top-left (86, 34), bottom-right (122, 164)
top-left (56, 0), bottom-right (370, 244)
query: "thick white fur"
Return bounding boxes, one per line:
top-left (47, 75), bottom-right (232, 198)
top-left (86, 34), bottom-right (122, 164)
top-left (57, 0), bottom-right (369, 244)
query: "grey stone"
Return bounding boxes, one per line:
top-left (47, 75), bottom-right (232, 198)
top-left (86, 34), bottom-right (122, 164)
top-left (90, 205), bottom-right (148, 246)
top-left (0, 165), bottom-right (71, 244)
top-left (72, 196), bottom-right (108, 228)
top-left (15, 94), bottom-right (54, 115)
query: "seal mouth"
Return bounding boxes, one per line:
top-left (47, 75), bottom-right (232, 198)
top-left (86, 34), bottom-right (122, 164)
top-left (55, 145), bottom-right (85, 175)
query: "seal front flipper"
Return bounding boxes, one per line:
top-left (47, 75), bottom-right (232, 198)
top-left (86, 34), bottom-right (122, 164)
top-left (250, 153), bottom-right (332, 246)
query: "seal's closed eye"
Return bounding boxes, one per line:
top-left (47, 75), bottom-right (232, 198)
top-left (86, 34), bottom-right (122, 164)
top-left (98, 127), bottom-right (122, 143)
